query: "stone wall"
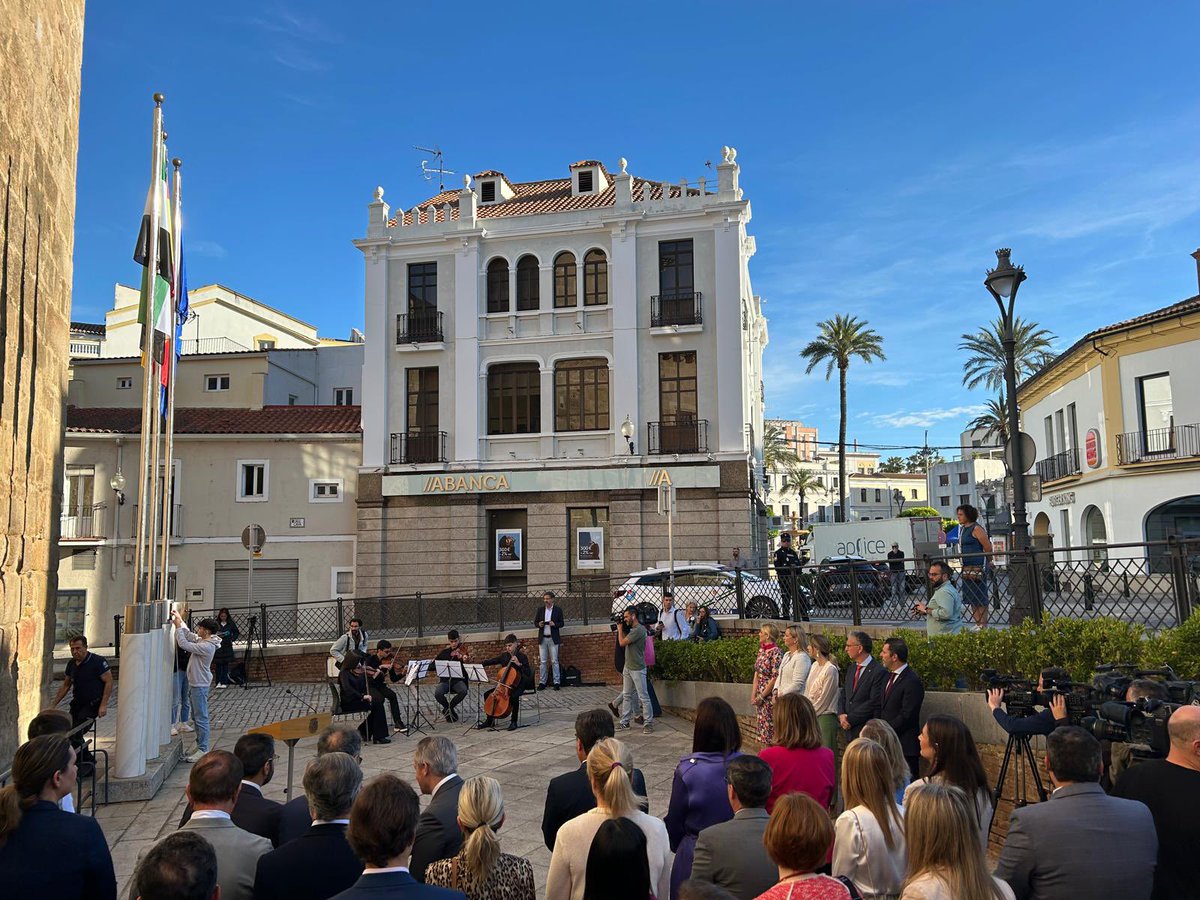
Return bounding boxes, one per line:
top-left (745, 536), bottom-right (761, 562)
top-left (0, 0), bottom-right (86, 761)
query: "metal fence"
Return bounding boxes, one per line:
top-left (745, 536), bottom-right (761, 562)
top-left (113, 538), bottom-right (1200, 653)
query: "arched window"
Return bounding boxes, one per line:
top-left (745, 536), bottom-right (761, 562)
top-left (553, 252), bottom-right (577, 309)
top-left (486, 258), bottom-right (509, 313)
top-left (583, 249), bottom-right (608, 306)
top-left (1083, 505), bottom-right (1108, 569)
top-left (516, 255), bottom-right (540, 312)
top-left (1144, 495), bottom-right (1200, 572)
top-left (554, 358), bottom-right (610, 432)
top-left (487, 362), bottom-right (541, 435)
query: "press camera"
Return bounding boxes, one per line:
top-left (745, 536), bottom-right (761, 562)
top-left (1082, 697), bottom-right (1180, 758)
top-left (980, 668), bottom-right (1093, 722)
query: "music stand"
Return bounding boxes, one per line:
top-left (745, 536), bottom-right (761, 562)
top-left (403, 660), bottom-right (436, 735)
top-left (461, 662), bottom-right (490, 734)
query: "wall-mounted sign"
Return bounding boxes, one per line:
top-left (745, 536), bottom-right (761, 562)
top-left (383, 465), bottom-right (721, 497)
top-left (1048, 491), bottom-right (1076, 508)
top-left (576, 527), bottom-right (604, 569)
top-left (1085, 429), bottom-right (1102, 468)
top-left (495, 529), bottom-right (523, 571)
top-left (289, 517), bottom-right (305, 529)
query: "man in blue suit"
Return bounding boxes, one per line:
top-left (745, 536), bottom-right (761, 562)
top-left (331, 772), bottom-right (464, 900)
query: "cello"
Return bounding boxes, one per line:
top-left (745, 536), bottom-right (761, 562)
top-left (483, 641), bottom-right (524, 720)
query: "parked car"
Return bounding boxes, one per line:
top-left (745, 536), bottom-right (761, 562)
top-left (611, 565), bottom-right (804, 623)
top-left (812, 555), bottom-right (888, 607)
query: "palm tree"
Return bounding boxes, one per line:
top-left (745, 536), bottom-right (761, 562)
top-left (800, 315), bottom-right (886, 522)
top-left (763, 422), bottom-right (801, 475)
top-left (879, 456), bottom-right (907, 473)
top-left (959, 316), bottom-right (1057, 392)
top-left (789, 469), bottom-right (823, 524)
top-left (966, 396), bottom-right (1009, 447)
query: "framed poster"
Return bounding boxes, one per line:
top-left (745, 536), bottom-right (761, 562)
top-left (576, 527), bottom-right (604, 570)
top-left (495, 528), bottom-right (523, 570)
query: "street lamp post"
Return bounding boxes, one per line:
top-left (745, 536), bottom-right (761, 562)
top-left (983, 248), bottom-right (1029, 551)
top-left (620, 415), bottom-right (636, 455)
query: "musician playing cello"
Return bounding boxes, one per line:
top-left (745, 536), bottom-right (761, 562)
top-left (476, 633), bottom-right (534, 732)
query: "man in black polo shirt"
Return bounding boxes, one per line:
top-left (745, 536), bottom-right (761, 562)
top-left (52, 635), bottom-right (113, 768)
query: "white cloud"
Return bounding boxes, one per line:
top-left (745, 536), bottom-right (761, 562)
top-left (872, 404), bottom-right (987, 430)
top-left (190, 239), bottom-right (227, 259)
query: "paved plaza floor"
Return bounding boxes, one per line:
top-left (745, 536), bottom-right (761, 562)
top-left (92, 683), bottom-right (695, 899)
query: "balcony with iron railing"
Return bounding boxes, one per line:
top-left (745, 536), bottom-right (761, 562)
top-left (1035, 447), bottom-right (1081, 483)
top-left (69, 341), bottom-right (101, 357)
top-left (650, 291), bottom-right (703, 328)
top-left (131, 503), bottom-right (184, 541)
top-left (59, 505), bottom-right (105, 541)
top-left (1116, 423), bottom-right (1200, 465)
top-left (648, 417), bottom-right (709, 454)
top-left (397, 311), bottom-right (444, 344)
top-left (390, 431), bottom-right (447, 464)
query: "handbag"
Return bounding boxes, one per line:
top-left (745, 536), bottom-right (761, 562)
top-left (961, 565), bottom-right (984, 581)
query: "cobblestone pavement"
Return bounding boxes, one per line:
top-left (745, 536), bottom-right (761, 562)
top-left (93, 682), bottom-right (694, 899)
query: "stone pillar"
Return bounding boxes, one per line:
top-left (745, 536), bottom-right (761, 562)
top-left (0, 0), bottom-right (86, 760)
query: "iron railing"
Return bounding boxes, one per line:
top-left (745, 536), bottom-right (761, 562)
top-left (390, 431), bottom-right (447, 464)
top-left (69, 341), bottom-right (101, 357)
top-left (132, 503), bottom-right (183, 538)
top-left (1116, 423), bottom-right (1200, 465)
top-left (59, 505), bottom-right (104, 540)
top-left (397, 311), bottom-right (444, 344)
top-left (648, 418), bottom-right (709, 454)
top-left (1035, 448), bottom-right (1080, 483)
top-left (651, 291), bottom-right (703, 327)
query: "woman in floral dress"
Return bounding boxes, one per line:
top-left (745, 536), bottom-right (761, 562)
top-left (751, 623), bottom-right (783, 745)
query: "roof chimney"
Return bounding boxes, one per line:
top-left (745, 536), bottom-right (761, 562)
top-left (1192, 248), bottom-right (1200, 295)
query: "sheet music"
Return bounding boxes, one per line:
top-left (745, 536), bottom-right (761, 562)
top-left (404, 659), bottom-right (433, 685)
top-left (435, 660), bottom-right (464, 679)
top-left (464, 663), bottom-right (488, 682)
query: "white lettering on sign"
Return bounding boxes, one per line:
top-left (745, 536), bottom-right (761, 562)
top-left (1048, 491), bottom-right (1075, 508)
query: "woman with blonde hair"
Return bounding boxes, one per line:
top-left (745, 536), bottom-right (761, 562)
top-left (0, 734), bottom-right (115, 898)
top-left (760, 693), bottom-right (835, 812)
top-left (802, 634), bottom-right (840, 751)
top-left (425, 775), bottom-right (534, 900)
top-left (775, 625), bottom-right (813, 697)
top-left (751, 623), bottom-right (783, 745)
top-left (900, 782), bottom-right (1014, 900)
top-left (861, 719), bottom-right (911, 805)
top-left (833, 738), bottom-right (906, 900)
top-left (547, 738), bottom-right (670, 900)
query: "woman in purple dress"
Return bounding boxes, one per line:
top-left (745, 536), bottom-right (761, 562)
top-left (664, 696), bottom-right (743, 900)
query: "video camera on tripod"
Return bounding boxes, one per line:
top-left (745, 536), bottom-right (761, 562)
top-left (980, 668), bottom-right (1094, 724)
top-left (1090, 663), bottom-right (1200, 705)
top-left (1082, 697), bottom-right (1178, 757)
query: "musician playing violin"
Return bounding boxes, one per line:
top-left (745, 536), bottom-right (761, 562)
top-left (477, 633), bottom-right (534, 732)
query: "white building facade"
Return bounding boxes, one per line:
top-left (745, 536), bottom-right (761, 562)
top-left (926, 458), bottom-right (1007, 522)
top-left (354, 150), bottom-right (769, 591)
top-left (1018, 276), bottom-right (1200, 571)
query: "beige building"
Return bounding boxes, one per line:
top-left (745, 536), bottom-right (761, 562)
top-left (56, 405), bottom-right (361, 648)
top-left (846, 471), bottom-right (928, 520)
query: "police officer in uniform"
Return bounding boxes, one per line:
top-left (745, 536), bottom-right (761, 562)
top-left (773, 532), bottom-right (808, 621)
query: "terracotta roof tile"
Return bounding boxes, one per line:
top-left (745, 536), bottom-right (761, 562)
top-left (386, 173), bottom-right (705, 228)
top-left (66, 405), bottom-right (362, 435)
top-left (70, 321), bottom-right (106, 335)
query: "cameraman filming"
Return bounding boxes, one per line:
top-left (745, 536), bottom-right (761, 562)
top-left (987, 666), bottom-right (1071, 736)
top-left (1109, 678), bottom-right (1170, 785)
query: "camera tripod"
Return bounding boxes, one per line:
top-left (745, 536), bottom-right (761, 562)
top-left (988, 732), bottom-right (1049, 838)
top-left (240, 615), bottom-right (271, 690)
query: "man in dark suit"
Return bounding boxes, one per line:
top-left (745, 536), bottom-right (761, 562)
top-left (837, 630), bottom-right (885, 740)
top-left (409, 736), bottom-right (464, 882)
top-left (535, 591), bottom-right (565, 690)
top-left (332, 773), bottom-right (463, 900)
top-left (878, 636), bottom-right (925, 780)
top-left (542, 709), bottom-right (649, 850)
top-left (996, 727), bottom-right (1157, 900)
top-left (254, 751), bottom-right (363, 900)
top-left (278, 723), bottom-right (363, 845)
top-left (180, 732), bottom-right (282, 846)
top-left (691, 756), bottom-right (777, 900)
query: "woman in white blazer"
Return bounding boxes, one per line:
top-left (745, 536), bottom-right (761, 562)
top-left (833, 738), bottom-right (906, 900)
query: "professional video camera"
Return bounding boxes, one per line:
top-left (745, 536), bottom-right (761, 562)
top-left (1082, 697), bottom-right (1180, 758)
top-left (1091, 663), bottom-right (1200, 704)
top-left (980, 669), bottom-right (1095, 723)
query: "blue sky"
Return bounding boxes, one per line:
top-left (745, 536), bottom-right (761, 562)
top-left (72, 2), bottom-right (1200, 454)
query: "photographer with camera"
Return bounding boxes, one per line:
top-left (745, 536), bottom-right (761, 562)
top-left (1108, 679), bottom-right (1170, 785)
top-left (1111, 704), bottom-right (1200, 900)
top-left (987, 667), bottom-right (1071, 737)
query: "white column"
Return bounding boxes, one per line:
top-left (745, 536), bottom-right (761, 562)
top-left (713, 221), bottom-right (746, 452)
top-left (361, 249), bottom-right (390, 467)
top-left (609, 220), bottom-right (639, 455)
top-left (454, 238), bottom-right (481, 461)
top-left (158, 621), bottom-right (174, 748)
top-left (143, 627), bottom-right (163, 759)
top-left (115, 630), bottom-right (151, 778)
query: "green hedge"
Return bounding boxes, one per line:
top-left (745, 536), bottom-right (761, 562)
top-left (650, 613), bottom-right (1200, 689)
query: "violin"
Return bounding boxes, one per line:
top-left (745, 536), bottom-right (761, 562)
top-left (483, 643), bottom-right (523, 720)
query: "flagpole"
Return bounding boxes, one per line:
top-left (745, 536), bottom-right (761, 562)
top-left (132, 94), bottom-right (165, 606)
top-left (159, 158), bottom-right (183, 603)
top-left (146, 130), bottom-right (169, 605)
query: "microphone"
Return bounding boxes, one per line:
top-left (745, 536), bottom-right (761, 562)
top-left (286, 688), bottom-right (323, 716)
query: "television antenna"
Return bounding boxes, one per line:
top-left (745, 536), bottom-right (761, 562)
top-left (415, 145), bottom-right (455, 191)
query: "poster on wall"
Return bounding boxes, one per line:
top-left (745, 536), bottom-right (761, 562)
top-left (576, 527), bottom-right (605, 570)
top-left (495, 529), bottom-right (523, 570)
